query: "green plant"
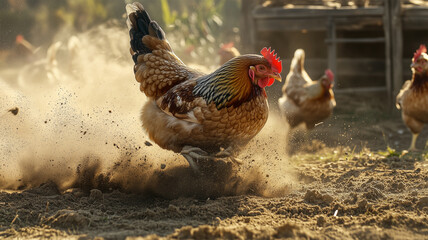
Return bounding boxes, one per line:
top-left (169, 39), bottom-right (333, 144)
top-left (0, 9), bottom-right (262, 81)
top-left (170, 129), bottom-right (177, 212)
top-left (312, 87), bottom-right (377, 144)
top-left (378, 146), bottom-right (401, 158)
top-left (155, 0), bottom-right (238, 66)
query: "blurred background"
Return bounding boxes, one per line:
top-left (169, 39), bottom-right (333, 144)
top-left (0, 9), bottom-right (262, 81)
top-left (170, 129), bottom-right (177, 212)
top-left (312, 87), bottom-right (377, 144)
top-left (1, 0), bottom-right (428, 108)
top-left (0, 0), bottom-right (240, 70)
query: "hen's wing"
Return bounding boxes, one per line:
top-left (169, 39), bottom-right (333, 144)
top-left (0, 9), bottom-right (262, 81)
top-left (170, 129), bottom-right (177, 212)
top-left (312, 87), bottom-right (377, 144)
top-left (126, 3), bottom-right (202, 99)
top-left (396, 80), bottom-right (411, 109)
top-left (155, 79), bottom-right (205, 124)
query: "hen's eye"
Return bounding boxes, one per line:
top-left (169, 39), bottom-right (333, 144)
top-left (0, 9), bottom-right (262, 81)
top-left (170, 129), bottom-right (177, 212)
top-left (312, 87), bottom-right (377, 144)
top-left (257, 65), bottom-right (266, 71)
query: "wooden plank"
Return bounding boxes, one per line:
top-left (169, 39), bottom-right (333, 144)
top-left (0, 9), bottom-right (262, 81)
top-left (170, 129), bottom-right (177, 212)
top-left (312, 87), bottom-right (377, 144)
top-left (391, 0), bottom-right (403, 102)
top-left (402, 6), bottom-right (428, 29)
top-left (383, 0), bottom-right (392, 109)
top-left (402, 18), bottom-right (428, 29)
top-left (402, 6), bottom-right (428, 16)
top-left (281, 58), bottom-right (385, 77)
top-left (255, 18), bottom-right (326, 31)
top-left (241, 0), bottom-right (259, 53)
top-left (327, 16), bottom-right (337, 87)
top-left (335, 58), bottom-right (385, 76)
top-left (253, 6), bottom-right (384, 19)
top-left (325, 37), bottom-right (385, 43)
top-left (335, 86), bottom-right (387, 93)
top-left (255, 17), bottom-right (384, 32)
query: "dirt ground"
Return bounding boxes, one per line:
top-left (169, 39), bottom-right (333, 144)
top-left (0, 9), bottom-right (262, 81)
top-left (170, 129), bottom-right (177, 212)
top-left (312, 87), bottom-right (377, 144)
top-left (0, 98), bottom-right (427, 240)
top-left (0, 25), bottom-right (427, 240)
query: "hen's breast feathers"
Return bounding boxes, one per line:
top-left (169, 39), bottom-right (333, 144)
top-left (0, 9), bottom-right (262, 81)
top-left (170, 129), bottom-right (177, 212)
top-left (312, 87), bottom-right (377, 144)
top-left (397, 79), bottom-right (428, 124)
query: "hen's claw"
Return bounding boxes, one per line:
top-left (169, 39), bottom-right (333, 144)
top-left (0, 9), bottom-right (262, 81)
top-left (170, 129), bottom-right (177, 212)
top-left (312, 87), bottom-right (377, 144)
top-left (215, 147), bottom-right (243, 165)
top-left (181, 146), bottom-right (214, 174)
top-left (181, 146), bottom-right (209, 156)
top-left (180, 146), bottom-right (243, 173)
top-left (181, 153), bottom-right (201, 174)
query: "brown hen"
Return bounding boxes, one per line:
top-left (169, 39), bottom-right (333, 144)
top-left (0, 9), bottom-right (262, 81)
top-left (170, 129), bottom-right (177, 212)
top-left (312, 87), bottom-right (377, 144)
top-left (278, 49), bottom-right (335, 130)
top-left (396, 44), bottom-right (428, 151)
top-left (126, 3), bottom-right (282, 172)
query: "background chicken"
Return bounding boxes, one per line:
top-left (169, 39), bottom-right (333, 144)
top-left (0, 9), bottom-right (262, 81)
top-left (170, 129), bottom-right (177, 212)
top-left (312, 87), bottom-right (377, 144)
top-left (219, 42), bottom-right (240, 66)
top-left (278, 49), bottom-right (335, 130)
top-left (126, 2), bottom-right (282, 172)
top-left (396, 44), bottom-right (428, 151)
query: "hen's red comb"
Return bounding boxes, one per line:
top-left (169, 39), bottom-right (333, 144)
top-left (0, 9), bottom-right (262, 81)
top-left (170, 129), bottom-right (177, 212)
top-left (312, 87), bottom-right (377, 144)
top-left (325, 69), bottom-right (334, 81)
top-left (221, 42), bottom-right (234, 50)
top-left (413, 44), bottom-right (427, 63)
top-left (16, 34), bottom-right (24, 43)
top-left (261, 47), bottom-right (282, 73)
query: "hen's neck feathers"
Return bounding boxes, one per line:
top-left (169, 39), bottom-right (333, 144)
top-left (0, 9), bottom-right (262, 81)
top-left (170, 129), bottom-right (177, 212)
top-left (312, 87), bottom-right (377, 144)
top-left (411, 71), bottom-right (428, 92)
top-left (193, 54), bottom-right (266, 109)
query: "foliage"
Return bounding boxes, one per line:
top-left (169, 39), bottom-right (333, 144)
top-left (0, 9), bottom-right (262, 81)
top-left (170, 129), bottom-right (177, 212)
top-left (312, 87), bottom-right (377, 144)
top-left (0, 0), bottom-right (125, 48)
top-left (1, 0), bottom-right (241, 68)
top-left (136, 0), bottom-right (240, 66)
top-left (156, 0), bottom-right (237, 66)
top-left (160, 0), bottom-right (176, 26)
top-left (56, 0), bottom-right (108, 31)
top-left (378, 146), bottom-right (401, 158)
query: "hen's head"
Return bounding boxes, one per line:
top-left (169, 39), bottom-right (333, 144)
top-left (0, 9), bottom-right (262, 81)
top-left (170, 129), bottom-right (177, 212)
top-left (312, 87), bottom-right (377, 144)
top-left (195, 47), bottom-right (283, 109)
top-left (411, 44), bottom-right (428, 75)
top-left (321, 69), bottom-right (334, 89)
top-left (248, 47), bottom-right (282, 88)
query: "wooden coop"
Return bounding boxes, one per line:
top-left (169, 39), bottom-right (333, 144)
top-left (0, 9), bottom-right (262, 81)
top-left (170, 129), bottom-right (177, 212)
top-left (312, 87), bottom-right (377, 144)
top-left (241, 0), bottom-right (428, 107)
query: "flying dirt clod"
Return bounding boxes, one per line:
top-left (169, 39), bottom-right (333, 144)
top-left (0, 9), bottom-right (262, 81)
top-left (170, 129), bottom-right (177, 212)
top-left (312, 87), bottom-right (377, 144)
top-left (8, 107), bottom-right (19, 116)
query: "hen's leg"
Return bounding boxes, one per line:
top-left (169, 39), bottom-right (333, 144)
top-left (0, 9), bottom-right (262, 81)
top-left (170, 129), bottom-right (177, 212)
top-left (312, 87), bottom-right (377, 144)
top-left (409, 133), bottom-right (419, 151)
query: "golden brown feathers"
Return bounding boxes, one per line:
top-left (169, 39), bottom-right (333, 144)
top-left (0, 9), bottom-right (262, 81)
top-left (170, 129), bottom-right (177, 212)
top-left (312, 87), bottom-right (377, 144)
top-left (193, 55), bottom-right (269, 109)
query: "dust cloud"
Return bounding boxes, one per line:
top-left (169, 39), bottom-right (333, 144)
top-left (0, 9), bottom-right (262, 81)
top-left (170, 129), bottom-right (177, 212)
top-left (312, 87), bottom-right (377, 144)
top-left (0, 24), bottom-right (294, 199)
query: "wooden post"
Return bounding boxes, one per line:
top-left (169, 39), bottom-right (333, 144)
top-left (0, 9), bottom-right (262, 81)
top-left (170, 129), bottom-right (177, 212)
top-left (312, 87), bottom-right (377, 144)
top-left (391, 0), bottom-right (403, 106)
top-left (383, 0), bottom-right (392, 109)
top-left (327, 16), bottom-right (337, 87)
top-left (240, 0), bottom-right (259, 53)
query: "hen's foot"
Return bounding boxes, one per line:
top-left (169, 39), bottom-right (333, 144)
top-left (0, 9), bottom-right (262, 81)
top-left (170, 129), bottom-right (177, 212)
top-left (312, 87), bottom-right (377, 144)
top-left (180, 146), bottom-right (243, 173)
top-left (180, 146), bottom-right (215, 174)
top-left (215, 147), bottom-right (243, 165)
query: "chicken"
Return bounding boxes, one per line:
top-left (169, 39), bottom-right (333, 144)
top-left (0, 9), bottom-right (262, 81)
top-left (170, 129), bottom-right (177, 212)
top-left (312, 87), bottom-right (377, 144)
top-left (278, 49), bottom-right (335, 130)
top-left (219, 42), bottom-right (240, 66)
top-left (396, 44), bottom-right (428, 151)
top-left (125, 2), bottom-right (282, 172)
top-left (17, 41), bottom-right (63, 88)
top-left (15, 34), bottom-right (37, 56)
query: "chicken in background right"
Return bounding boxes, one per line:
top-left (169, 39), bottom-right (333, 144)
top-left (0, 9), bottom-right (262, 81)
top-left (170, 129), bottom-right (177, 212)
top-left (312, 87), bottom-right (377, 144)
top-left (278, 49), bottom-right (336, 132)
top-left (218, 42), bottom-right (240, 66)
top-left (396, 44), bottom-right (428, 151)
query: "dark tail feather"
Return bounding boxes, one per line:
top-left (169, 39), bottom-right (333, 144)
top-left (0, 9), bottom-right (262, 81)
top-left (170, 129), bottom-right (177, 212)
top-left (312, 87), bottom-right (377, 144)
top-left (126, 2), bottom-right (166, 63)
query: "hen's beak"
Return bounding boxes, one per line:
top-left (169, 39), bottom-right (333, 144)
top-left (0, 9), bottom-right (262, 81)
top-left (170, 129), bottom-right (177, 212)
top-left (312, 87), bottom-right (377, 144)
top-left (269, 72), bottom-right (282, 82)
